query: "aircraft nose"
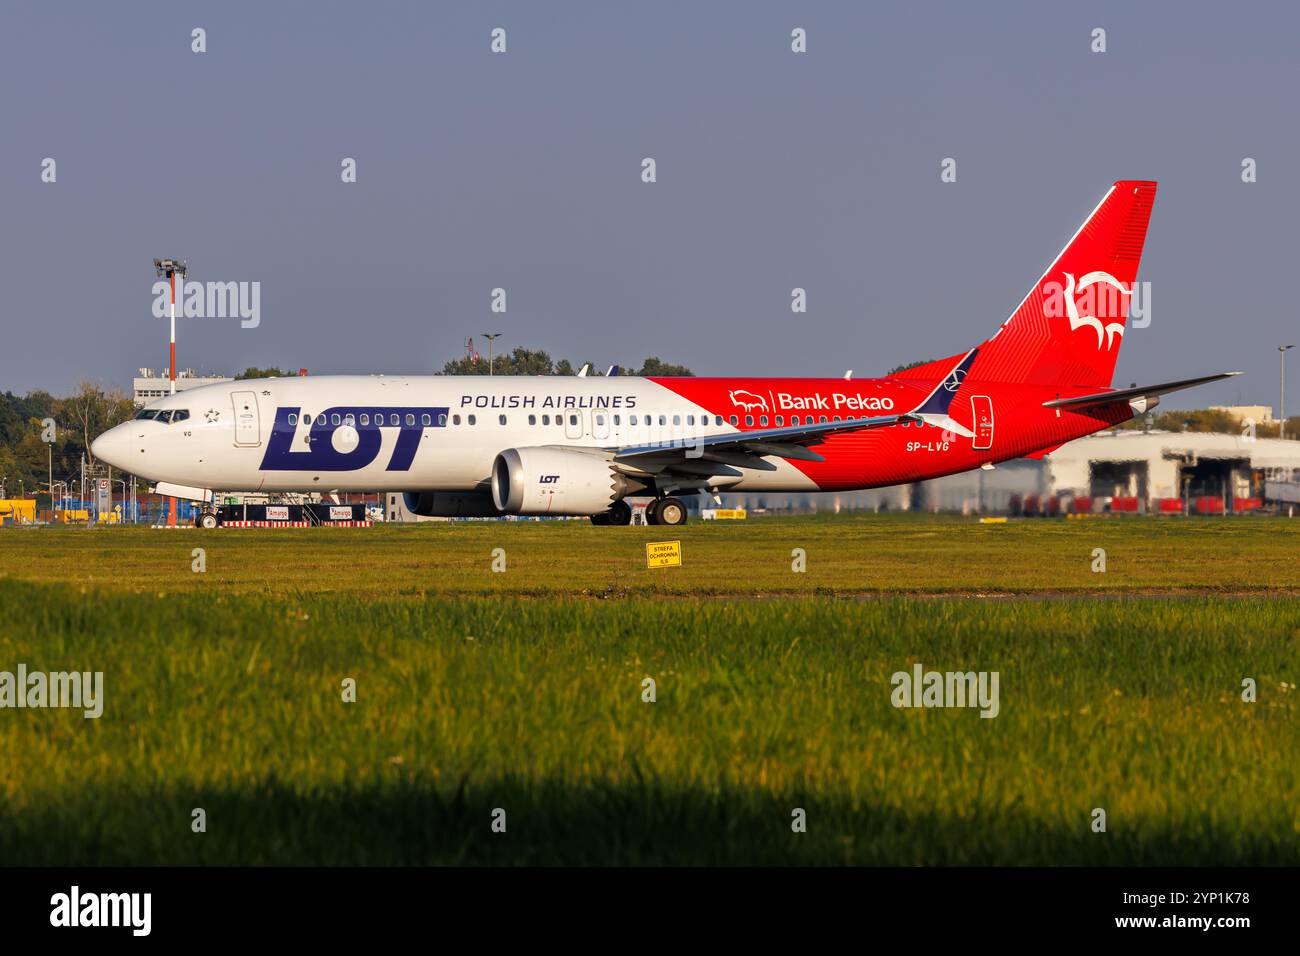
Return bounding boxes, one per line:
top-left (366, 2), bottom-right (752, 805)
top-left (90, 425), bottom-right (130, 470)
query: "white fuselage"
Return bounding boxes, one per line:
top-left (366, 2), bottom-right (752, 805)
top-left (90, 375), bottom-right (819, 496)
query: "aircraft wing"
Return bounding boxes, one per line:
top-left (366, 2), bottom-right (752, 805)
top-left (610, 412), bottom-right (905, 475)
top-left (1041, 372), bottom-right (1240, 411)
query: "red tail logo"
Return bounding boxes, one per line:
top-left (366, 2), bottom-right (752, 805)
top-left (970, 181), bottom-right (1156, 389)
top-left (1059, 270), bottom-right (1130, 350)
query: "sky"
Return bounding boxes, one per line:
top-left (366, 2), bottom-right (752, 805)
top-left (2, 1), bottom-right (1297, 410)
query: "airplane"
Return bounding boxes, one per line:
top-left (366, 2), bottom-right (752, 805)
top-left (92, 180), bottom-right (1237, 528)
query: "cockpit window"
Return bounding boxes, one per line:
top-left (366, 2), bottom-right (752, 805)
top-left (171, 409), bottom-right (190, 423)
top-left (155, 410), bottom-right (173, 423)
top-left (135, 409), bottom-right (160, 420)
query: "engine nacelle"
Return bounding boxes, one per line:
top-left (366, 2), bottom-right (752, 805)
top-left (402, 490), bottom-right (502, 518)
top-left (492, 447), bottom-right (628, 515)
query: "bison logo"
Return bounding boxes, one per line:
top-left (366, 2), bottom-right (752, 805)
top-left (1061, 271), bottom-right (1129, 350)
top-left (728, 389), bottom-right (769, 413)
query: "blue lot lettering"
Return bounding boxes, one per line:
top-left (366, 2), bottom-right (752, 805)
top-left (539, 474), bottom-right (560, 483)
top-left (260, 406), bottom-right (448, 471)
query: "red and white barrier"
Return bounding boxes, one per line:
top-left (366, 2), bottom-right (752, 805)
top-left (220, 520), bottom-right (374, 528)
top-left (223, 520), bottom-right (311, 528)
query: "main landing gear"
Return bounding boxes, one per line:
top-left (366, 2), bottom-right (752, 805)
top-left (646, 497), bottom-right (687, 526)
top-left (195, 509), bottom-right (220, 529)
top-left (589, 497), bottom-right (688, 526)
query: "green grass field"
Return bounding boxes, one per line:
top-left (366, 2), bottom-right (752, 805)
top-left (1, 515), bottom-right (1297, 865)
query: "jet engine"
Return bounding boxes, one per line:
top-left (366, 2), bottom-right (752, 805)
top-left (402, 490), bottom-right (502, 518)
top-left (491, 447), bottom-right (629, 515)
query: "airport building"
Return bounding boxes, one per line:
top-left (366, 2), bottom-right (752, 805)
top-left (133, 368), bottom-right (233, 406)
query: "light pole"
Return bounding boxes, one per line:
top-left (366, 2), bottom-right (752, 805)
top-left (45, 481), bottom-right (59, 523)
top-left (481, 333), bottom-right (503, 375)
top-left (155, 258), bottom-right (188, 394)
top-left (1280, 345), bottom-right (1295, 440)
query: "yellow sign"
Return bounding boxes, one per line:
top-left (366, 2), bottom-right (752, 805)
top-left (978, 517), bottom-right (1008, 524)
top-left (646, 540), bottom-right (682, 568)
top-left (714, 509), bottom-right (747, 520)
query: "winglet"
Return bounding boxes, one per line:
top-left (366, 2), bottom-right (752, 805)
top-left (913, 348), bottom-right (979, 417)
top-left (905, 348), bottom-right (979, 436)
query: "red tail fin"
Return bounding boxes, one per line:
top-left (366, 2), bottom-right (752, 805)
top-left (970, 180), bottom-right (1156, 389)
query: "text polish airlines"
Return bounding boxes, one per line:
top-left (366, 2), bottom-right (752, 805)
top-left (93, 181), bottom-right (1236, 527)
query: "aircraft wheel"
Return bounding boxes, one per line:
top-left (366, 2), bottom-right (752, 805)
top-left (656, 497), bottom-right (688, 526)
top-left (645, 499), bottom-right (663, 525)
top-left (607, 500), bottom-right (633, 526)
top-left (198, 511), bottom-right (220, 530)
top-left (590, 512), bottom-right (610, 526)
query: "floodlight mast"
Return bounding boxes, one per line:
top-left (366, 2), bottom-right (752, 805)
top-left (154, 258), bottom-right (188, 394)
top-left (482, 332), bottom-right (503, 375)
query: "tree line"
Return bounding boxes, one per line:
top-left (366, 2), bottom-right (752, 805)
top-left (439, 348), bottom-right (692, 377)
top-left (0, 383), bottom-right (135, 502)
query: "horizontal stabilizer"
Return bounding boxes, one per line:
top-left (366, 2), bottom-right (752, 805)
top-left (1042, 372), bottom-right (1240, 410)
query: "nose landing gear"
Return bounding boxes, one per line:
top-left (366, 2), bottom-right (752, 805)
top-left (195, 510), bottom-right (220, 529)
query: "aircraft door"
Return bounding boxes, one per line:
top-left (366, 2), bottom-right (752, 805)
top-left (970, 395), bottom-right (994, 451)
top-left (591, 410), bottom-right (610, 440)
top-left (564, 410), bottom-right (584, 440)
top-left (232, 390), bottom-right (261, 446)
